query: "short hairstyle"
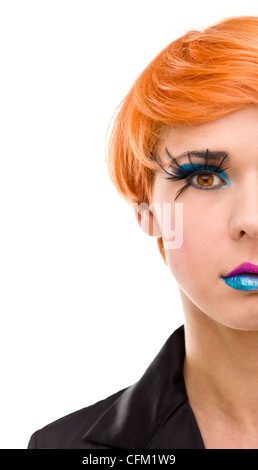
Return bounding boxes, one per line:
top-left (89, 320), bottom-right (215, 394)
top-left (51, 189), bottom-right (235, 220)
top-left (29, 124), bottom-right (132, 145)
top-left (105, 16), bottom-right (258, 264)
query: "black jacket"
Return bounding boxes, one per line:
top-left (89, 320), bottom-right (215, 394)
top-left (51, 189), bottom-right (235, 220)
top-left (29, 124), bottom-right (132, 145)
top-left (28, 325), bottom-right (205, 449)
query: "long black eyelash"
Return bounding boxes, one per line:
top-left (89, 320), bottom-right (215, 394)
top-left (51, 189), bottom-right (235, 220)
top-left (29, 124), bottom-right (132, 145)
top-left (150, 148), bottom-right (230, 201)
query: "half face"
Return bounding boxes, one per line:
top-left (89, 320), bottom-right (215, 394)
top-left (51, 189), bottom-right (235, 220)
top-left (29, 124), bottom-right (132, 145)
top-left (151, 105), bottom-right (258, 331)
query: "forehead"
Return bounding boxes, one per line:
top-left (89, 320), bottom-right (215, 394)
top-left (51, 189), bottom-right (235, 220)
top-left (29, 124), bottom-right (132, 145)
top-left (157, 105), bottom-right (258, 159)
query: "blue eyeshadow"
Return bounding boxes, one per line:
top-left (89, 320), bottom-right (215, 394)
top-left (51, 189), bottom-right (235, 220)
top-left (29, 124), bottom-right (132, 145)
top-left (179, 163), bottom-right (231, 186)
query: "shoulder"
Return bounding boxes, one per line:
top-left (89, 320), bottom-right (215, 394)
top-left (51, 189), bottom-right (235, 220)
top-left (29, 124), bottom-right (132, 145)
top-left (28, 387), bottom-right (127, 449)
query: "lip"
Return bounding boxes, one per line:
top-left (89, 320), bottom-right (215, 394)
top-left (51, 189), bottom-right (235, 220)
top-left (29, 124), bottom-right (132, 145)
top-left (222, 262), bottom-right (258, 291)
top-left (223, 262), bottom-right (258, 278)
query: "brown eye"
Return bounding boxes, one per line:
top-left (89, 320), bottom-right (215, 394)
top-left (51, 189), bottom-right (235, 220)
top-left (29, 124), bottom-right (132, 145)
top-left (196, 174), bottom-right (214, 186)
top-left (190, 172), bottom-right (226, 189)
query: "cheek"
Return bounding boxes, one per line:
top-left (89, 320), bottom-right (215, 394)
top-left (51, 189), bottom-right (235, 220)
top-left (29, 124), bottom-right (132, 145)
top-left (164, 210), bottom-right (220, 282)
top-left (165, 235), bottom-right (198, 282)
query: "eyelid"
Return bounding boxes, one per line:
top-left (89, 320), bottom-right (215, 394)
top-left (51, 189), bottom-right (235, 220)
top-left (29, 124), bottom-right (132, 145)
top-left (180, 163), bottom-right (230, 175)
top-left (179, 164), bottom-right (231, 185)
top-left (166, 161), bottom-right (231, 179)
top-left (180, 163), bottom-right (224, 172)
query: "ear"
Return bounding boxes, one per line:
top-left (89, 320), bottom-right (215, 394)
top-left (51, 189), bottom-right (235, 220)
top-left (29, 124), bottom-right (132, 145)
top-left (132, 202), bottom-right (162, 238)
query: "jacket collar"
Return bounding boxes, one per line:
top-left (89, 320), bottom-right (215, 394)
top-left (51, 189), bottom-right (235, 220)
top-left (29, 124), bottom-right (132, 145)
top-left (82, 325), bottom-right (204, 449)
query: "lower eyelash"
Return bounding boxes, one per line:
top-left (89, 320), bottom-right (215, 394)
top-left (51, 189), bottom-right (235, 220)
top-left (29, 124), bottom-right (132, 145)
top-left (174, 182), bottom-right (191, 200)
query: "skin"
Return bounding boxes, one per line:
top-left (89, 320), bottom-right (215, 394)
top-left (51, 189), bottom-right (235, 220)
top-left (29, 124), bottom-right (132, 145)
top-left (136, 105), bottom-right (258, 448)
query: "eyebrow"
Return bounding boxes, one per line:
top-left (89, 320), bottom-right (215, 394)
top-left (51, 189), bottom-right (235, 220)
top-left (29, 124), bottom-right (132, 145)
top-left (150, 148), bottom-right (231, 176)
top-left (170, 148), bottom-right (230, 164)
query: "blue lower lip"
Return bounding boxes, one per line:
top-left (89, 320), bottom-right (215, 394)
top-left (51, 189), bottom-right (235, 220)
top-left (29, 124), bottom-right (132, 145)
top-left (222, 274), bottom-right (258, 291)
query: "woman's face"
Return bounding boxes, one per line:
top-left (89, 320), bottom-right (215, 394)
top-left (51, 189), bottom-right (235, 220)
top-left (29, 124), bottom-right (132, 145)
top-left (152, 105), bottom-right (258, 331)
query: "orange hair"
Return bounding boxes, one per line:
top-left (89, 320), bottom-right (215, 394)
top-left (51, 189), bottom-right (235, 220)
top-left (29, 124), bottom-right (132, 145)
top-left (105, 16), bottom-right (258, 264)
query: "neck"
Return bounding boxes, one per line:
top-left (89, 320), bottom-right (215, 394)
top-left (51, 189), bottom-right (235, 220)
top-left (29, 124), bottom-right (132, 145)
top-left (180, 290), bottom-right (258, 430)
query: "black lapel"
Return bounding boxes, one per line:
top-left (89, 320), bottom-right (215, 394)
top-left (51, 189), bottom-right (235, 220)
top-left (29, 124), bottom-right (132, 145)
top-left (82, 325), bottom-right (205, 449)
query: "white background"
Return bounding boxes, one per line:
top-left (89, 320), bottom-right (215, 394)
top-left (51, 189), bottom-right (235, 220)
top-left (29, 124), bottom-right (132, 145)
top-left (0, 0), bottom-right (257, 449)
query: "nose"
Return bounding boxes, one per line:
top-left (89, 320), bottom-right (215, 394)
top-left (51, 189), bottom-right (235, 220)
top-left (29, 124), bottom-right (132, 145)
top-left (229, 173), bottom-right (258, 240)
